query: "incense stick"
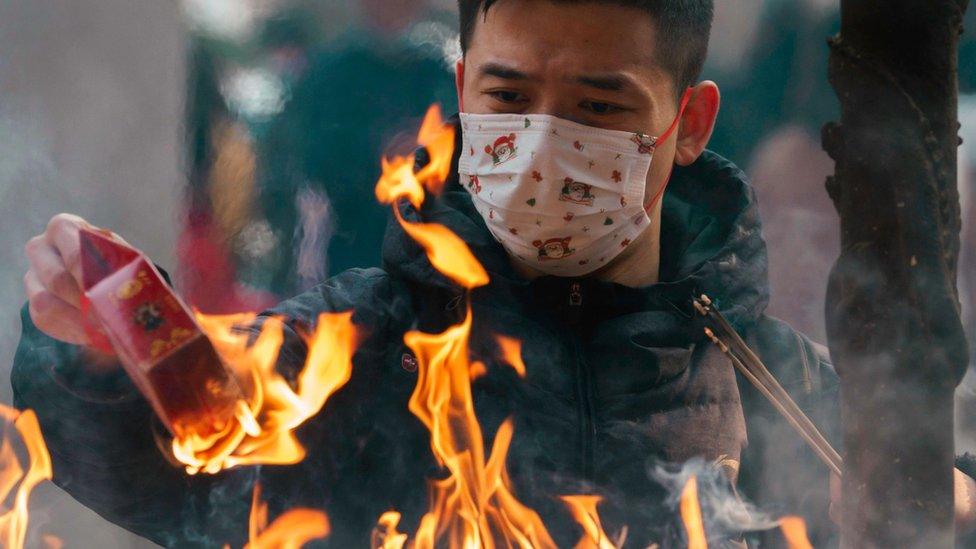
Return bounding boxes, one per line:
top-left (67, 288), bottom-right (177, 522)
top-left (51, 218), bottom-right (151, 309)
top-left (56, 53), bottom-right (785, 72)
top-left (694, 295), bottom-right (843, 477)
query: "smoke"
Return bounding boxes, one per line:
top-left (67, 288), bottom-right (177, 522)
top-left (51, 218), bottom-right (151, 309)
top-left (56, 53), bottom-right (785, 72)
top-left (403, 20), bottom-right (462, 71)
top-left (650, 458), bottom-right (779, 546)
top-left (0, 107), bottom-right (74, 403)
top-left (0, 1), bottom-right (185, 546)
top-left (293, 186), bottom-right (334, 292)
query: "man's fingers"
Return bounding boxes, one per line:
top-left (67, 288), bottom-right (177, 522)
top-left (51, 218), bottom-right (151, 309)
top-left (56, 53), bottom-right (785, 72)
top-left (24, 270), bottom-right (91, 346)
top-left (25, 235), bottom-right (82, 307)
top-left (45, 213), bottom-right (88, 284)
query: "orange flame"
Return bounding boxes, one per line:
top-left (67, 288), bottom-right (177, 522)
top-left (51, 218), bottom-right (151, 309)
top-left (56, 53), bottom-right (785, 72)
top-left (679, 475), bottom-right (708, 549)
top-left (560, 495), bottom-right (618, 549)
top-left (172, 312), bottom-right (359, 474)
top-left (242, 483), bottom-right (330, 549)
top-left (375, 105), bottom-right (488, 290)
top-left (0, 406), bottom-right (53, 549)
top-left (495, 336), bottom-right (527, 378)
top-left (371, 511), bottom-right (408, 549)
top-left (779, 516), bottom-right (813, 549)
top-left (374, 105), bottom-right (559, 548)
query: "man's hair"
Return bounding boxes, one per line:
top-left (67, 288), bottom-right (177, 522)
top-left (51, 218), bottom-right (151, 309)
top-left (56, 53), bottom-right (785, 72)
top-left (457, 0), bottom-right (714, 95)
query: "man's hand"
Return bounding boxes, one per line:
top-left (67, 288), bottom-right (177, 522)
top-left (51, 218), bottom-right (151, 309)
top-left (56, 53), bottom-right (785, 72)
top-left (956, 468), bottom-right (976, 534)
top-left (24, 214), bottom-right (129, 369)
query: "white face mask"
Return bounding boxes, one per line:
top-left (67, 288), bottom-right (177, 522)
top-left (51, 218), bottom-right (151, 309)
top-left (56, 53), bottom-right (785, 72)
top-left (458, 93), bottom-right (689, 277)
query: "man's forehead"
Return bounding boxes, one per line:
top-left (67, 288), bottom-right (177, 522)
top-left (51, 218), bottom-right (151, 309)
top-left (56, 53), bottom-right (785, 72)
top-left (466, 1), bottom-right (664, 79)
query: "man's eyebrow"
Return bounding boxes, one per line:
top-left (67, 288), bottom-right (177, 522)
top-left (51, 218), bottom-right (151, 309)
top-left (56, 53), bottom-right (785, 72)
top-left (573, 73), bottom-right (637, 92)
top-left (478, 62), bottom-right (531, 80)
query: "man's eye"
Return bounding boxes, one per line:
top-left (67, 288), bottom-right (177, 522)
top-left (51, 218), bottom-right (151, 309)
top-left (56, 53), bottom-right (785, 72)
top-left (581, 101), bottom-right (622, 115)
top-left (487, 90), bottom-right (527, 104)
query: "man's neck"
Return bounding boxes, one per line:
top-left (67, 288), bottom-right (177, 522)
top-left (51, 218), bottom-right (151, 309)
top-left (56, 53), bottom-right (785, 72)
top-left (509, 203), bottom-right (663, 288)
top-left (592, 201), bottom-right (662, 287)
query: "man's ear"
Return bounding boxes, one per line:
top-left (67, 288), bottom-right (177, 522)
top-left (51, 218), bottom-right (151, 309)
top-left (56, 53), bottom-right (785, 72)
top-left (455, 59), bottom-right (466, 112)
top-left (674, 80), bottom-right (720, 167)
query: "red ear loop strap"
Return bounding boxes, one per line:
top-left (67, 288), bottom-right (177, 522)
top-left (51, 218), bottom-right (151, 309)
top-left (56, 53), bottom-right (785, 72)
top-left (644, 87), bottom-right (694, 212)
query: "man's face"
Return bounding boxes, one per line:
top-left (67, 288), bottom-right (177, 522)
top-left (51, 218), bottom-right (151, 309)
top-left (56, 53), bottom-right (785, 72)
top-left (457, 0), bottom-right (683, 204)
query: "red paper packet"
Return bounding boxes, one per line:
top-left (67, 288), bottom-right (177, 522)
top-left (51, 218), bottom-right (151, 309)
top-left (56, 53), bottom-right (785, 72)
top-left (78, 228), bottom-right (244, 439)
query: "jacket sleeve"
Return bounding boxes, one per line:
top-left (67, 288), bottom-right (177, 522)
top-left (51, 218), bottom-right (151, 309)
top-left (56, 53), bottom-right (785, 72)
top-left (736, 315), bottom-right (840, 547)
top-left (10, 267), bottom-right (405, 547)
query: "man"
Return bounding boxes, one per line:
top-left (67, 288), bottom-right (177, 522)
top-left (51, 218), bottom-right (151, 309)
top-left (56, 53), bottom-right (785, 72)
top-left (14, 1), bottom-right (976, 547)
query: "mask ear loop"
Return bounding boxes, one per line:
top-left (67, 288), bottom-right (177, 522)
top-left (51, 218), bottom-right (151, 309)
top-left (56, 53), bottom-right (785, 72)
top-left (643, 87), bottom-right (694, 212)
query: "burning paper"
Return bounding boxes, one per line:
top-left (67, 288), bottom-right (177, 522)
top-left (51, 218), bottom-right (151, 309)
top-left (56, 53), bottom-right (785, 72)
top-left (173, 311), bottom-right (359, 474)
top-left (78, 227), bottom-right (244, 440)
top-left (79, 226), bottom-right (361, 475)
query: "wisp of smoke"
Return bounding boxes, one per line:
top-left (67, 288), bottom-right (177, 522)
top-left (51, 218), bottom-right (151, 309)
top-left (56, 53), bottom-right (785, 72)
top-left (651, 458), bottom-right (779, 545)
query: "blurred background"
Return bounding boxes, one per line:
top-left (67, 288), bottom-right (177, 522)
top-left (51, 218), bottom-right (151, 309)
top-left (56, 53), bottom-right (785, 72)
top-left (0, 0), bottom-right (973, 546)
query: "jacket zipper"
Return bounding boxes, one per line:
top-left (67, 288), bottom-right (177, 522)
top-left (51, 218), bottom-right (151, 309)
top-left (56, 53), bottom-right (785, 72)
top-left (568, 282), bottom-right (595, 481)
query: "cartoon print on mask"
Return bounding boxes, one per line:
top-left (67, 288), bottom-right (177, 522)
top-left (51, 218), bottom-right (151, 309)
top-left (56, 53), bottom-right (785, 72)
top-left (560, 178), bottom-right (595, 206)
top-left (485, 133), bottom-right (518, 165)
top-left (533, 237), bottom-right (575, 261)
top-left (467, 175), bottom-right (482, 194)
top-left (631, 133), bottom-right (657, 155)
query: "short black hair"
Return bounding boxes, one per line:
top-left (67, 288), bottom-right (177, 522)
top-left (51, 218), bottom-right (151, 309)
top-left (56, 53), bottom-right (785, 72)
top-left (458, 0), bottom-right (714, 96)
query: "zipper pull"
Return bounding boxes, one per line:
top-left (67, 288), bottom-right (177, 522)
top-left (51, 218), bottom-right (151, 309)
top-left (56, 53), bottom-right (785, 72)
top-left (569, 282), bottom-right (583, 307)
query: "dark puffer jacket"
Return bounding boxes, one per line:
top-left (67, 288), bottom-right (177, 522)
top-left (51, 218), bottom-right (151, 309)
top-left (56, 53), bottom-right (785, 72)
top-left (11, 142), bottom-right (839, 547)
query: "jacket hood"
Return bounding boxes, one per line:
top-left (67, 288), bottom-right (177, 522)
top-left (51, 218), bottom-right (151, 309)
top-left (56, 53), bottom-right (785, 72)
top-left (381, 117), bottom-right (770, 336)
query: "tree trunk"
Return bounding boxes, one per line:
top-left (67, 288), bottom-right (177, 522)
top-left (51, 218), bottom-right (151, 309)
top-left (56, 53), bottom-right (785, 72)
top-left (822, 1), bottom-right (970, 547)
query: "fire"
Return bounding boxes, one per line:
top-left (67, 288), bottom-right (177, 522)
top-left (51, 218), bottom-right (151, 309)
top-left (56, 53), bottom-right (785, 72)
top-left (779, 516), bottom-right (813, 549)
top-left (241, 483), bottom-right (330, 549)
top-left (171, 311), bottom-right (359, 474)
top-left (495, 336), bottom-right (527, 378)
top-left (169, 103), bottom-right (822, 548)
top-left (0, 406), bottom-right (53, 549)
top-left (560, 496), bottom-right (617, 549)
top-left (678, 475), bottom-right (815, 549)
top-left (371, 511), bottom-right (408, 549)
top-left (375, 105), bottom-right (558, 548)
top-left (679, 476), bottom-right (708, 549)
